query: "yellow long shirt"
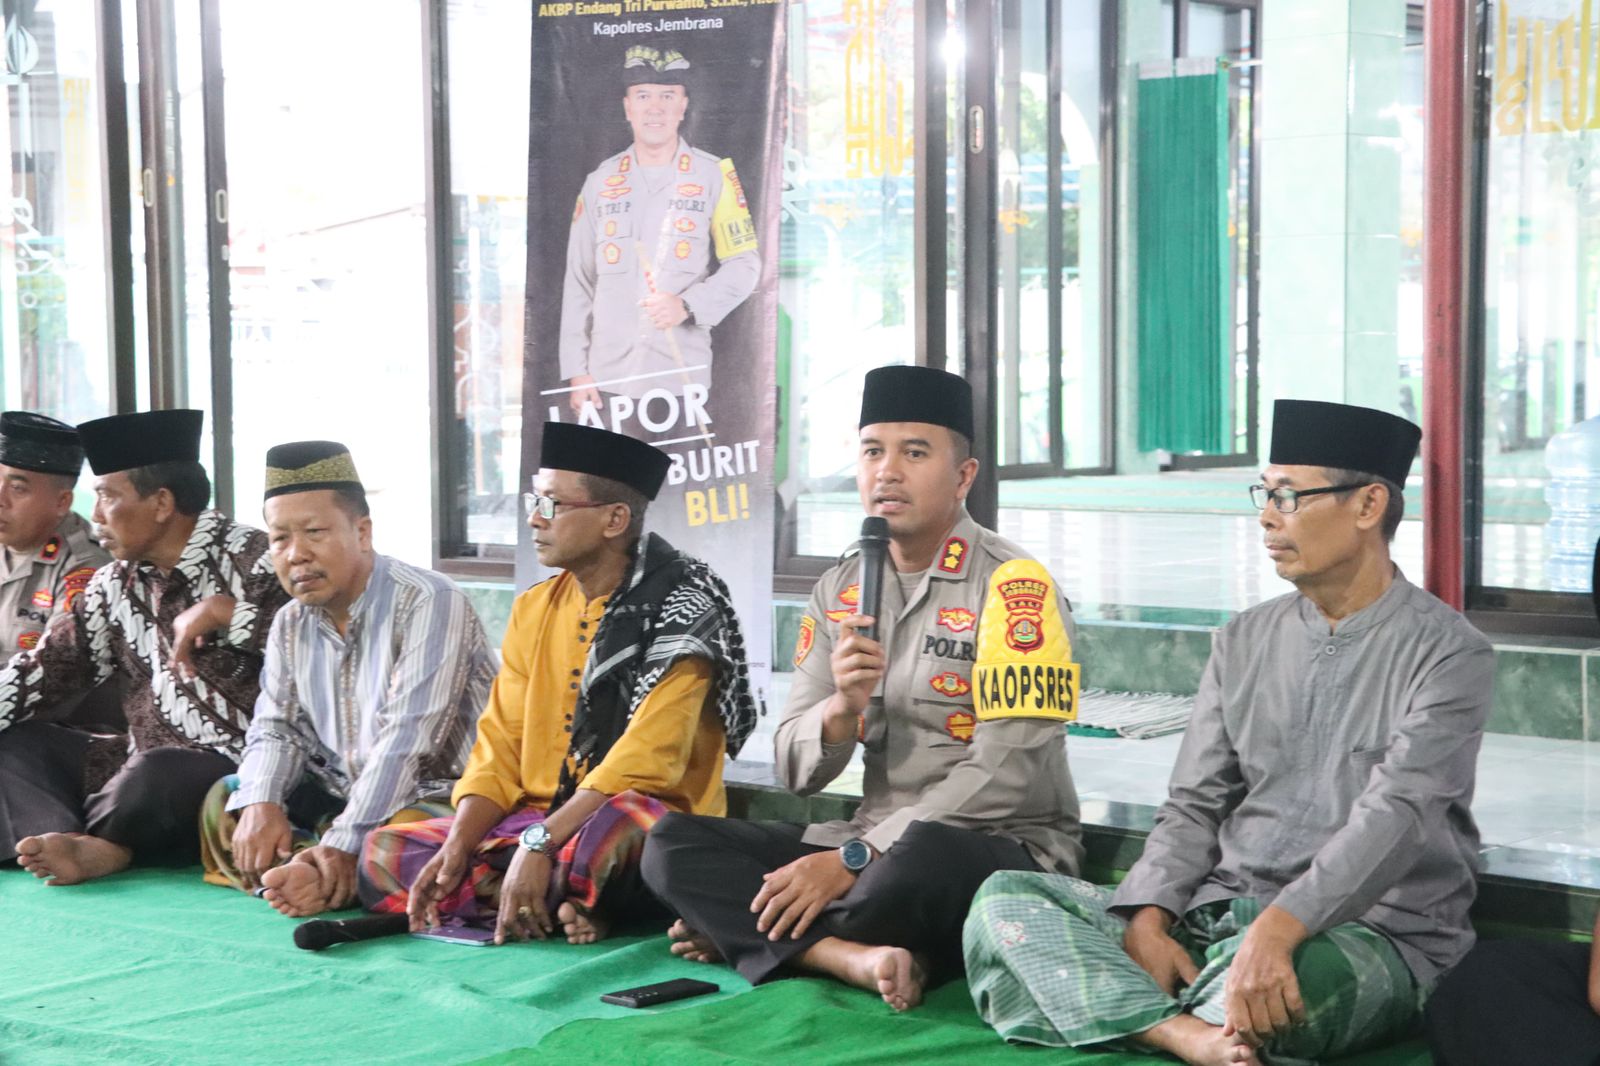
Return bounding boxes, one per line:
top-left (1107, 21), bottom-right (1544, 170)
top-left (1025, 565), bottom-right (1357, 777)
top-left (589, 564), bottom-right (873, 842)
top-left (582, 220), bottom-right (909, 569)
top-left (452, 570), bottom-right (726, 816)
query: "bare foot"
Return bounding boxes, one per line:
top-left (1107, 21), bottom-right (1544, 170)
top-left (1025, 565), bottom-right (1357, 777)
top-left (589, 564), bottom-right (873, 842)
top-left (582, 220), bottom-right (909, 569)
top-left (15, 833), bottom-right (132, 885)
top-left (261, 861), bottom-right (331, 917)
top-left (557, 901), bottom-right (612, 944)
top-left (797, 937), bottom-right (928, 1012)
top-left (1137, 1014), bottom-right (1261, 1066)
top-left (667, 918), bottom-right (724, 963)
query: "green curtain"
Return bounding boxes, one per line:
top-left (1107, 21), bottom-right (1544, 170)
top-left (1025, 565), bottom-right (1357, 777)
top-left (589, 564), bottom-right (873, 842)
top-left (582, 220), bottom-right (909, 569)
top-left (1136, 70), bottom-right (1230, 455)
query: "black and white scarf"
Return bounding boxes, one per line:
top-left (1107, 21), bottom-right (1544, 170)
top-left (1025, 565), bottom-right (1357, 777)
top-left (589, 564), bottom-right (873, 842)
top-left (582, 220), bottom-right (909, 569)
top-left (552, 533), bottom-right (762, 811)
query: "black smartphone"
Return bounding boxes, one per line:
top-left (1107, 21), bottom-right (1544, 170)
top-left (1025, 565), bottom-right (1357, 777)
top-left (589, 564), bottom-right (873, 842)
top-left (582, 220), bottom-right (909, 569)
top-left (599, 977), bottom-right (719, 1008)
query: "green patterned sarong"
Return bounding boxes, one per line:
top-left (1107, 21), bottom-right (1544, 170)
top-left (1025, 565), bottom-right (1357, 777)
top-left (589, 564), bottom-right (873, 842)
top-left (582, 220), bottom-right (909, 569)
top-left (963, 872), bottom-right (1422, 1064)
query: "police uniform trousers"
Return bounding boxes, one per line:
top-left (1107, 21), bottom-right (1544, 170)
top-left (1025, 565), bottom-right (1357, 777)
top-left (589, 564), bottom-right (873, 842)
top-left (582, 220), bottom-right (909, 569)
top-left (1425, 938), bottom-right (1600, 1066)
top-left (0, 721), bottom-right (233, 865)
top-left (640, 812), bottom-right (1039, 986)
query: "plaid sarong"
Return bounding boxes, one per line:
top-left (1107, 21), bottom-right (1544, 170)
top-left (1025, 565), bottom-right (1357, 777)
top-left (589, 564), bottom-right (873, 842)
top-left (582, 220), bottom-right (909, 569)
top-left (199, 773), bottom-right (449, 892)
top-left (963, 872), bottom-right (1422, 1065)
top-left (357, 789), bottom-right (666, 923)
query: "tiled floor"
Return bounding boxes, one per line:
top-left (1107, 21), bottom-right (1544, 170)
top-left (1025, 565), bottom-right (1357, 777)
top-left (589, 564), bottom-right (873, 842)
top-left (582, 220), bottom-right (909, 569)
top-left (735, 677), bottom-right (1600, 886)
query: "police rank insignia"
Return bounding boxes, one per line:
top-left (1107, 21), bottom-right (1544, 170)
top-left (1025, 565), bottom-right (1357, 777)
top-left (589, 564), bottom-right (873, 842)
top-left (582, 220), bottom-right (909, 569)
top-left (929, 672), bottom-right (970, 698)
top-left (938, 537), bottom-right (967, 574)
top-left (675, 240), bottom-right (691, 260)
top-left (945, 711), bottom-right (976, 743)
top-left (794, 615), bottom-right (816, 667)
top-left (973, 558), bottom-right (1079, 723)
top-left (603, 243), bottom-right (621, 265)
top-left (677, 183), bottom-right (704, 197)
top-left (838, 583), bottom-right (860, 607)
top-left (18, 631), bottom-right (40, 650)
top-left (31, 590), bottom-right (52, 609)
top-left (39, 537), bottom-right (60, 562)
top-left (938, 607), bottom-right (976, 633)
top-left (619, 154), bottom-right (631, 173)
top-left (678, 153), bottom-right (692, 172)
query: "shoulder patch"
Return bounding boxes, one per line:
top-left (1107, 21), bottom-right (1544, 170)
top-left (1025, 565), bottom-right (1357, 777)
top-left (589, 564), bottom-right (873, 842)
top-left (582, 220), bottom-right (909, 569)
top-left (62, 566), bottom-right (96, 610)
top-left (938, 537), bottom-right (968, 574)
top-left (38, 537), bottom-right (61, 562)
top-left (793, 615), bottom-right (817, 667)
top-left (974, 558), bottom-right (1079, 723)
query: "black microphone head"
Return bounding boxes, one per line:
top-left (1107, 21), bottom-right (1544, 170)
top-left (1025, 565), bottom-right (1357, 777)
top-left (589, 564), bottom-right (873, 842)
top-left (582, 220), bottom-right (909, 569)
top-left (294, 921), bottom-right (333, 951)
top-left (860, 516), bottom-right (889, 544)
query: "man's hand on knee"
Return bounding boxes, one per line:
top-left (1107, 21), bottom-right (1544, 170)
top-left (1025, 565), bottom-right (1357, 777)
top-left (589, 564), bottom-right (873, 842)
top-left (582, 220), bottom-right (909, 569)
top-left (495, 849), bottom-right (554, 945)
top-left (750, 850), bottom-right (859, 942)
top-left (1122, 906), bottom-right (1200, 997)
top-left (233, 802), bottom-right (293, 888)
top-left (294, 844), bottom-right (358, 910)
top-left (1222, 906), bottom-right (1309, 1049)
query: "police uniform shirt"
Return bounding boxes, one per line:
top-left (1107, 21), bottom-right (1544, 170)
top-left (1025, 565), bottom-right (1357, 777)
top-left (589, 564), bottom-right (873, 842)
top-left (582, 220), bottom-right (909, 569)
top-left (0, 511), bottom-right (107, 654)
top-left (775, 510), bottom-right (1085, 877)
top-left (559, 138), bottom-right (761, 400)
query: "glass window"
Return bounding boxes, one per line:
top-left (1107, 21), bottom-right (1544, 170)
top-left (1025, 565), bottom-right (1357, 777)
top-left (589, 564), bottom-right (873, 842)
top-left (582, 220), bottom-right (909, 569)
top-left (440, 0), bottom-right (530, 559)
top-left (218, 0), bottom-right (431, 561)
top-left (1478, 0), bottom-right (1600, 593)
top-left (0, 2), bottom-right (116, 425)
top-left (779, 0), bottom-right (918, 561)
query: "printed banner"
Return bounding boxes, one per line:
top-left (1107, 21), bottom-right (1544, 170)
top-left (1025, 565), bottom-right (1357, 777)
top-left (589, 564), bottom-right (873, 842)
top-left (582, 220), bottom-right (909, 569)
top-left (520, 2), bottom-right (786, 698)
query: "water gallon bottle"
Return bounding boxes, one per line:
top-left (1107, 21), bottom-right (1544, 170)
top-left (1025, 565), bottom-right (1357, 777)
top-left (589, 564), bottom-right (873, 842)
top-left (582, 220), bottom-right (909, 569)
top-left (1544, 415), bottom-right (1600, 591)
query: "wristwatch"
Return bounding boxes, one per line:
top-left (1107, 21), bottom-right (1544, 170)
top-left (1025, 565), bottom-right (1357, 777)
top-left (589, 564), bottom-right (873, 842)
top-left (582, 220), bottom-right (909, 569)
top-left (839, 839), bottom-right (874, 874)
top-left (519, 823), bottom-right (557, 857)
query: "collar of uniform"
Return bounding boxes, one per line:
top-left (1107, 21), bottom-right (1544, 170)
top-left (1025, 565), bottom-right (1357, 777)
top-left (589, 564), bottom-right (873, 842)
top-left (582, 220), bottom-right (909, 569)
top-left (1295, 564), bottom-right (1410, 638)
top-left (927, 510), bottom-right (983, 582)
top-left (627, 137), bottom-right (691, 172)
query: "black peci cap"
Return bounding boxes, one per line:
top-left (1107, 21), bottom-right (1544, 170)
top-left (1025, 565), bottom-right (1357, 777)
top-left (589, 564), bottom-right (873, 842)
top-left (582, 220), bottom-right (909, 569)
top-left (0, 411), bottom-right (85, 476)
top-left (858, 365), bottom-right (975, 443)
top-left (77, 410), bottom-right (204, 476)
top-left (540, 422), bottom-right (671, 500)
top-left (1269, 400), bottom-right (1421, 486)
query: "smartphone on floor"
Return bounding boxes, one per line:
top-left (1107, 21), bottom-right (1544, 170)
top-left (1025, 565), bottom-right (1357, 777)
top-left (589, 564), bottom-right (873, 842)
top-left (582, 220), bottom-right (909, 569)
top-left (600, 978), bottom-right (719, 1008)
top-left (411, 921), bottom-right (496, 947)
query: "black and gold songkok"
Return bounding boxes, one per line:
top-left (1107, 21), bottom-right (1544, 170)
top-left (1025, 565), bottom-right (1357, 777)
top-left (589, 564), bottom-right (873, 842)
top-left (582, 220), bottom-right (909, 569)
top-left (858, 365), bottom-right (976, 443)
top-left (263, 440), bottom-right (364, 501)
top-left (0, 412), bottom-right (85, 477)
top-left (540, 422), bottom-right (671, 500)
top-left (1269, 400), bottom-right (1421, 486)
top-left (77, 410), bottom-right (204, 476)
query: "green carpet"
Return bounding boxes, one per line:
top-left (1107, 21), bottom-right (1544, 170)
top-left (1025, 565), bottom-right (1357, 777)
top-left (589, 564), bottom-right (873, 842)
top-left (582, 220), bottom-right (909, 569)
top-left (0, 867), bottom-right (1433, 1066)
top-left (0, 867), bottom-right (749, 1066)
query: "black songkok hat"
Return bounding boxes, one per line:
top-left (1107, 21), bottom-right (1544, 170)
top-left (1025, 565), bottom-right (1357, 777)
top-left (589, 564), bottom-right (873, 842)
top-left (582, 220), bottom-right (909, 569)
top-left (858, 365), bottom-right (975, 442)
top-left (623, 44), bottom-right (691, 88)
top-left (540, 422), bottom-right (671, 501)
top-left (77, 410), bottom-right (204, 476)
top-left (264, 441), bottom-right (364, 500)
top-left (1269, 400), bottom-right (1421, 487)
top-left (0, 411), bottom-right (84, 477)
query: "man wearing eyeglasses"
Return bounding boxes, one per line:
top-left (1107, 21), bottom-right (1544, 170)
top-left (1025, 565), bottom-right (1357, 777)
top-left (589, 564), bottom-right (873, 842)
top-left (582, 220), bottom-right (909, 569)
top-left (358, 422), bottom-right (759, 946)
top-left (964, 399), bottom-right (1494, 1066)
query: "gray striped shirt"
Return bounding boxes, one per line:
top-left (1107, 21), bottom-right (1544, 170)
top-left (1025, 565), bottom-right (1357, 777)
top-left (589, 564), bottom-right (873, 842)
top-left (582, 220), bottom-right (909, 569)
top-left (228, 553), bottom-right (496, 854)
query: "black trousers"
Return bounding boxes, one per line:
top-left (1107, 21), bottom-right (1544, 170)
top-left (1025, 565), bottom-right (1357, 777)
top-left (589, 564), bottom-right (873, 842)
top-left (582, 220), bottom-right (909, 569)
top-left (0, 721), bottom-right (234, 865)
top-left (1425, 939), bottom-right (1600, 1066)
top-left (640, 813), bottom-right (1039, 985)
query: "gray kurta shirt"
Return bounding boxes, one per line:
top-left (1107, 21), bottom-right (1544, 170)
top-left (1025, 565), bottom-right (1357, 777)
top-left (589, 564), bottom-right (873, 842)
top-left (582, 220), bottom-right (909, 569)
top-left (775, 510), bottom-right (1085, 876)
top-left (1110, 569), bottom-right (1495, 985)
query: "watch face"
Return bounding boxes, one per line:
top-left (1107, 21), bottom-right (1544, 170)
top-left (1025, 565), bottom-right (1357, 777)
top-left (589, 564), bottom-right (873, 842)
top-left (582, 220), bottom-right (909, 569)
top-left (841, 840), bottom-right (871, 871)
top-left (520, 824), bottom-right (550, 853)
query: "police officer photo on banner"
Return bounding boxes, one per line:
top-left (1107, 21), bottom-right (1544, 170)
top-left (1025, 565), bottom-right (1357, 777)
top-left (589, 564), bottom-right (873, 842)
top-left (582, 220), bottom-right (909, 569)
top-left (520, 6), bottom-right (786, 693)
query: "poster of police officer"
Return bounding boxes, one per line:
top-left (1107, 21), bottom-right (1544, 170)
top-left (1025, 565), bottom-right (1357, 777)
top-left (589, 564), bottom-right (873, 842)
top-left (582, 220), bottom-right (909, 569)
top-left (519, 2), bottom-right (786, 688)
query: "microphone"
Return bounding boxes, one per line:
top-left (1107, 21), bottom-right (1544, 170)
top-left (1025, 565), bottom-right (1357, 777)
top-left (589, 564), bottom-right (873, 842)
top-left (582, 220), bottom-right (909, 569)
top-left (293, 913), bottom-right (409, 951)
top-left (857, 516), bottom-right (890, 642)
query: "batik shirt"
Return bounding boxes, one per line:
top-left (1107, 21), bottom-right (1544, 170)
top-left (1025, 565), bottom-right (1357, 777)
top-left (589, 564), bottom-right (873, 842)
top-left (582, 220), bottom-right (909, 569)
top-left (0, 510), bottom-right (288, 777)
top-left (229, 554), bottom-right (497, 854)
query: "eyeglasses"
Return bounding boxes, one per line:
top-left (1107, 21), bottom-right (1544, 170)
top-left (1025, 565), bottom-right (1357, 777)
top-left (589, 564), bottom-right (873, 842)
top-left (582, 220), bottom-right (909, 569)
top-left (523, 491), bottom-right (614, 521)
top-left (1249, 482), bottom-right (1368, 514)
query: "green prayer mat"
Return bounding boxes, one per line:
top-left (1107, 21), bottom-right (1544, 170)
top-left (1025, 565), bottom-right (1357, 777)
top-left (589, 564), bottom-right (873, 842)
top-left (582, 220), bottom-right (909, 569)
top-left (0, 867), bottom-right (1432, 1066)
top-left (492, 973), bottom-right (1433, 1066)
